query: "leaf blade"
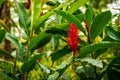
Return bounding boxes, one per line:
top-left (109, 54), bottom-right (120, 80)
top-left (90, 11), bottom-right (112, 41)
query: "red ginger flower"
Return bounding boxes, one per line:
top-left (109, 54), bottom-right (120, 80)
top-left (67, 23), bottom-right (79, 58)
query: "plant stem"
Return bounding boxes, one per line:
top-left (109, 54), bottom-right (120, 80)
top-left (13, 51), bottom-right (18, 75)
top-left (88, 32), bottom-right (99, 80)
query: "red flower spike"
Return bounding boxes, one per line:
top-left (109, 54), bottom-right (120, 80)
top-left (67, 23), bottom-right (79, 58)
top-left (84, 20), bottom-right (89, 33)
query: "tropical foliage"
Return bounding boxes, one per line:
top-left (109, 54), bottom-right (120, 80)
top-left (0, 0), bottom-right (120, 80)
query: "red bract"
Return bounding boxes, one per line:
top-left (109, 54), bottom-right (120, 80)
top-left (26, 0), bottom-right (30, 9)
top-left (67, 23), bottom-right (79, 58)
top-left (84, 20), bottom-right (89, 33)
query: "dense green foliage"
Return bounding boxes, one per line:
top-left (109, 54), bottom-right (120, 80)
top-left (0, 0), bottom-right (120, 80)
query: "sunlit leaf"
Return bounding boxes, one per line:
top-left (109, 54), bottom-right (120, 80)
top-left (31, 0), bottom-right (42, 29)
top-left (55, 10), bottom-right (86, 35)
top-left (80, 57), bottom-right (103, 68)
top-left (67, 0), bottom-right (88, 14)
top-left (106, 26), bottom-right (120, 41)
top-left (14, 0), bottom-right (31, 36)
top-left (90, 11), bottom-right (112, 41)
top-left (35, 2), bottom-right (73, 30)
top-left (48, 71), bottom-right (59, 80)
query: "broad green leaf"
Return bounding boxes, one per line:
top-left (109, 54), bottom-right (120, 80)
top-left (28, 32), bottom-right (52, 50)
top-left (75, 13), bottom-right (85, 22)
top-left (49, 56), bottom-right (72, 80)
top-left (0, 50), bottom-right (14, 59)
top-left (67, 0), bottom-right (88, 14)
top-left (76, 42), bottom-right (120, 58)
top-left (99, 56), bottom-right (120, 79)
top-left (55, 10), bottom-right (86, 35)
top-left (90, 11), bottom-right (112, 41)
top-left (46, 27), bottom-right (67, 36)
top-left (48, 71), bottom-right (59, 80)
top-left (55, 56), bottom-right (72, 70)
top-left (21, 53), bottom-right (44, 73)
top-left (0, 29), bottom-right (6, 43)
top-left (39, 63), bottom-right (50, 74)
top-left (51, 35), bottom-right (60, 51)
top-left (6, 33), bottom-right (26, 57)
top-left (76, 65), bottom-right (95, 79)
top-left (51, 45), bottom-right (71, 62)
top-left (31, 0), bottom-right (42, 30)
top-left (14, 0), bottom-right (30, 36)
top-left (35, 1), bottom-right (73, 30)
top-left (0, 0), bottom-right (4, 8)
top-left (94, 48), bottom-right (108, 59)
top-left (76, 66), bottom-right (87, 79)
top-left (85, 8), bottom-right (94, 27)
top-left (80, 57), bottom-right (103, 68)
top-left (106, 26), bottom-right (120, 41)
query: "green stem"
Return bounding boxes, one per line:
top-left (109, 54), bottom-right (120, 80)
top-left (13, 51), bottom-right (18, 75)
top-left (88, 32), bottom-right (98, 80)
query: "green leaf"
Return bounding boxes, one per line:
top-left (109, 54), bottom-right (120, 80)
top-left (94, 48), bottom-right (108, 59)
top-left (76, 42), bottom-right (120, 58)
top-left (48, 71), bottom-right (59, 80)
top-left (55, 56), bottom-right (72, 70)
top-left (21, 53), bottom-right (44, 73)
top-left (109, 56), bottom-right (120, 68)
top-left (106, 26), bottom-right (120, 41)
top-left (31, 0), bottom-right (42, 30)
top-left (6, 33), bottom-right (26, 57)
top-left (14, 0), bottom-right (30, 36)
top-left (51, 45), bottom-right (71, 62)
top-left (80, 57), bottom-right (103, 68)
top-left (90, 11), bottom-right (112, 41)
top-left (46, 27), bottom-right (67, 36)
top-left (0, 71), bottom-right (18, 80)
top-left (0, 0), bottom-right (4, 8)
top-left (67, 0), bottom-right (88, 14)
top-left (0, 29), bottom-right (6, 43)
top-left (48, 56), bottom-right (72, 79)
top-left (35, 2), bottom-right (73, 30)
top-left (75, 13), bottom-right (85, 22)
top-left (28, 32), bottom-right (52, 50)
top-left (0, 50), bottom-right (14, 59)
top-left (85, 8), bottom-right (94, 27)
top-left (55, 10), bottom-right (86, 35)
